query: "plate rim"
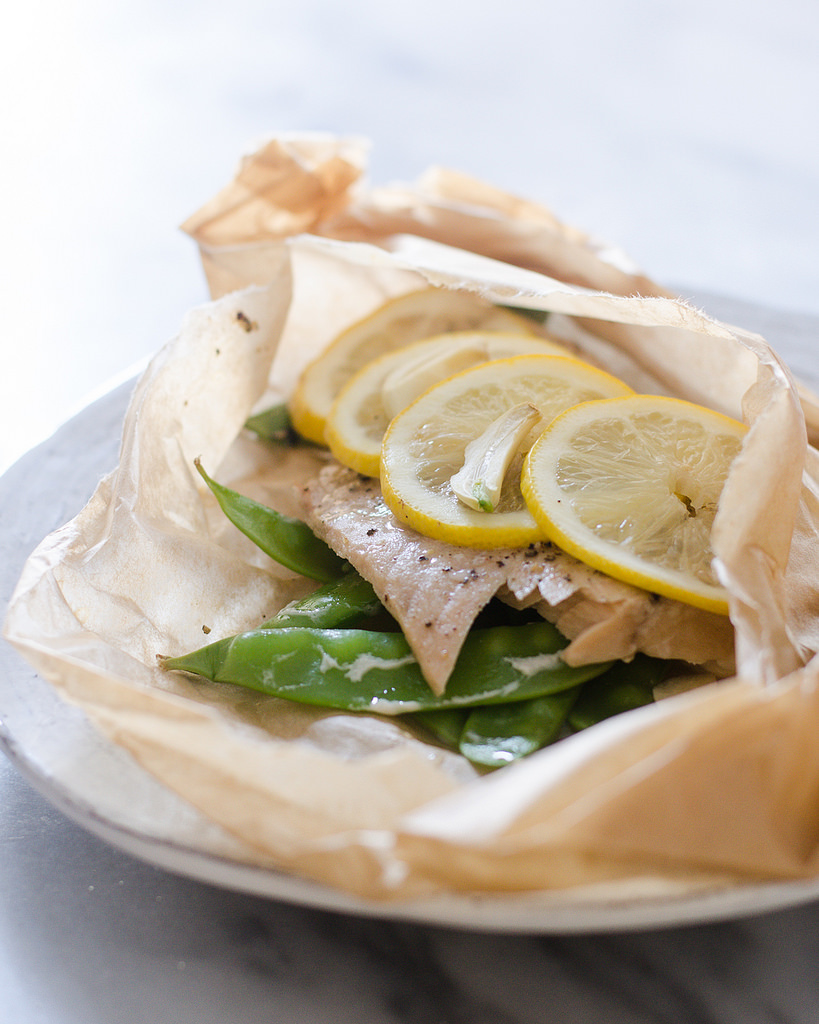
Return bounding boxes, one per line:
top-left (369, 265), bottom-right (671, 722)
top-left (7, 714), bottom-right (819, 935)
top-left (5, 296), bottom-right (819, 933)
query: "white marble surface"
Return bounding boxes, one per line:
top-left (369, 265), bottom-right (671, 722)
top-left (2, 0), bottom-right (818, 476)
top-left (3, 1), bottom-right (819, 1020)
top-left (3, 738), bottom-right (816, 1024)
top-left (2, 745), bottom-right (819, 1024)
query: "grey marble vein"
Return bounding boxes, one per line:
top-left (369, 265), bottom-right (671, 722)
top-left (5, 754), bottom-right (819, 1024)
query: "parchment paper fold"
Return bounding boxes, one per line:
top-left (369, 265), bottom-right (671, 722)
top-left (6, 133), bottom-right (819, 901)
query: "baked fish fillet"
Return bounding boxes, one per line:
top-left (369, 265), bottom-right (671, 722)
top-left (301, 464), bottom-right (735, 694)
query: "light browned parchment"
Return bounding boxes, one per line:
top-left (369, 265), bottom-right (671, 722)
top-left (6, 133), bottom-right (819, 902)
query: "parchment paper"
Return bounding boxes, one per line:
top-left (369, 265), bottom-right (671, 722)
top-left (6, 133), bottom-right (819, 901)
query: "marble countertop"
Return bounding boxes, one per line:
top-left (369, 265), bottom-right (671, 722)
top-left (3, 745), bottom-right (819, 1024)
top-left (3, 0), bottom-right (819, 1020)
top-left (2, 0), bottom-right (818, 477)
top-left (3, 739), bottom-right (816, 1024)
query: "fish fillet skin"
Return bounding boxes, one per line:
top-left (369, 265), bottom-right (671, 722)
top-left (300, 464), bottom-right (735, 692)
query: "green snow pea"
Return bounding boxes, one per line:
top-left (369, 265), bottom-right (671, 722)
top-left (161, 621), bottom-right (612, 714)
top-left (459, 687), bottom-right (580, 768)
top-left (567, 654), bottom-right (663, 731)
top-left (412, 709), bottom-right (469, 750)
top-left (501, 304), bottom-right (550, 326)
top-left (244, 403), bottom-right (296, 444)
top-left (262, 572), bottom-right (383, 630)
top-left (195, 459), bottom-right (347, 583)
top-left (418, 655), bottom-right (667, 767)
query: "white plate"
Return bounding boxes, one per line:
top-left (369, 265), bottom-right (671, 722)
top-left (4, 293), bottom-right (819, 933)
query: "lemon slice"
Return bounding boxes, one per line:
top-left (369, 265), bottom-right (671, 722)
top-left (326, 330), bottom-right (569, 477)
top-left (380, 354), bottom-right (634, 548)
top-left (521, 395), bottom-right (747, 613)
top-left (289, 287), bottom-right (536, 444)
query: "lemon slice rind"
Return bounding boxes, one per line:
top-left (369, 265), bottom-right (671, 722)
top-left (380, 354), bottom-right (635, 549)
top-left (521, 394), bottom-right (747, 614)
top-left (326, 330), bottom-right (570, 477)
top-left (290, 288), bottom-right (537, 445)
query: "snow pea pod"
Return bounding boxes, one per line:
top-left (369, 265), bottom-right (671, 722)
top-left (567, 654), bottom-right (662, 731)
top-left (244, 403), bottom-right (296, 444)
top-left (161, 622), bottom-right (612, 713)
top-left (412, 709), bottom-right (469, 749)
top-left (262, 572), bottom-right (383, 630)
top-left (502, 304), bottom-right (550, 326)
top-left (195, 459), bottom-right (347, 582)
top-left (459, 688), bottom-right (580, 768)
